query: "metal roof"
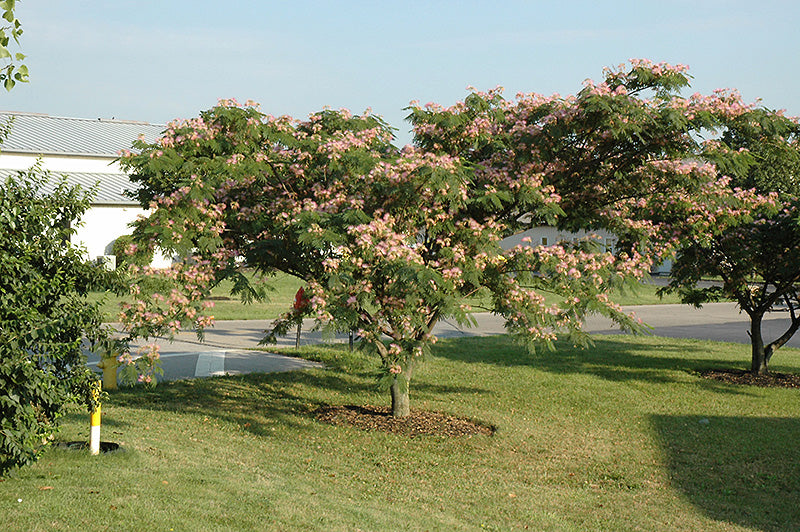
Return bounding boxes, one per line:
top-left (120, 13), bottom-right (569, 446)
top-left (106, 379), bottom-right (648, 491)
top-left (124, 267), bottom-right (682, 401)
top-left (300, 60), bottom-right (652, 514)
top-left (0, 168), bottom-right (139, 206)
top-left (0, 111), bottom-right (164, 157)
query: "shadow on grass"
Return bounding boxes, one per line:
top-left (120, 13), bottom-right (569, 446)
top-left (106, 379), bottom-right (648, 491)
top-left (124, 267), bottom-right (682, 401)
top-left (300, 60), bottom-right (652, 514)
top-left (95, 341), bottom-right (496, 440)
top-left (104, 368), bottom-right (378, 439)
top-left (652, 415), bottom-right (800, 531)
top-left (431, 335), bottom-right (762, 394)
top-left (411, 381), bottom-right (492, 396)
top-left (60, 411), bottom-right (132, 429)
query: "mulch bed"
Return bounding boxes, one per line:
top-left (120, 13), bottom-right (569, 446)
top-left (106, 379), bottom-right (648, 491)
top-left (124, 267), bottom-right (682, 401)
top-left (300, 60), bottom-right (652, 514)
top-left (699, 368), bottom-right (800, 388)
top-left (315, 404), bottom-right (495, 437)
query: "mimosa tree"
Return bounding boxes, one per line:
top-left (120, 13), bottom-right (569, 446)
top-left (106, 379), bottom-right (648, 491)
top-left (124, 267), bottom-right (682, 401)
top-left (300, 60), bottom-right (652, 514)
top-left (121, 60), bottom-right (768, 415)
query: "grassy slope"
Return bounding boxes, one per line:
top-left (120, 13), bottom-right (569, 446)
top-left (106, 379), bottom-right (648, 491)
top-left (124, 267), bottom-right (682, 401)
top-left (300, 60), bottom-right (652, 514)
top-left (2, 335), bottom-right (798, 531)
top-left (91, 272), bottom-right (681, 322)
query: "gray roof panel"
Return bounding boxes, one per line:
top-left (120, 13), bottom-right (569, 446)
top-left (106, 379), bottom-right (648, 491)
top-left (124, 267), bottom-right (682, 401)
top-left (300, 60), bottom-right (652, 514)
top-left (0, 112), bottom-right (164, 156)
top-left (0, 168), bottom-right (139, 206)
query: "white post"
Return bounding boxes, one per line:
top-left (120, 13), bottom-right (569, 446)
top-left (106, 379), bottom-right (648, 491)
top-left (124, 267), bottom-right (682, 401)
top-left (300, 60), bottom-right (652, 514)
top-left (90, 381), bottom-right (101, 455)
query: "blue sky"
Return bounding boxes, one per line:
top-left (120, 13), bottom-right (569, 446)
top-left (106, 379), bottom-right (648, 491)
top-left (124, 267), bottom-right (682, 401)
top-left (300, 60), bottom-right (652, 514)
top-left (4, 1), bottom-right (799, 145)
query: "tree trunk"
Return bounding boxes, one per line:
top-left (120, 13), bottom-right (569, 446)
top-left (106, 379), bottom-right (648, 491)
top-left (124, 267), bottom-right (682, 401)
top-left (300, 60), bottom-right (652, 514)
top-left (390, 376), bottom-right (410, 418)
top-left (750, 312), bottom-right (769, 375)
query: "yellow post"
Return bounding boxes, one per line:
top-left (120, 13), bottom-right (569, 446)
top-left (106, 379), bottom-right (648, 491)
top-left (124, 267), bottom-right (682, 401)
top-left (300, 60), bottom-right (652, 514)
top-left (90, 380), bottom-right (101, 455)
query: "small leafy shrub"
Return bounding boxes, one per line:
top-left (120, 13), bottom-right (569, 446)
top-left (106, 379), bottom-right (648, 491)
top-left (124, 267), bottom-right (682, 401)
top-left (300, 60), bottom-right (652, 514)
top-left (0, 166), bottom-right (115, 476)
top-left (0, 349), bottom-right (61, 473)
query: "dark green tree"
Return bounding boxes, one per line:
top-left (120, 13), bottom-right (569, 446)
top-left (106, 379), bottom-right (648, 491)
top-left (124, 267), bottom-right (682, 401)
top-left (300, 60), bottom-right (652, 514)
top-left (0, 166), bottom-right (112, 475)
top-left (666, 109), bottom-right (800, 374)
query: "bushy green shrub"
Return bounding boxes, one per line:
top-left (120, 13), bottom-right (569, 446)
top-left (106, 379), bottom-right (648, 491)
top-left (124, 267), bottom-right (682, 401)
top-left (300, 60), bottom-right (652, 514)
top-left (0, 165), bottom-right (113, 476)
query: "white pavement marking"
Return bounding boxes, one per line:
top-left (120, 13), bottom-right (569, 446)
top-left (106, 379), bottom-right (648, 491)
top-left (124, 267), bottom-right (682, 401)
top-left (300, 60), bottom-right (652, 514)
top-left (194, 351), bottom-right (226, 377)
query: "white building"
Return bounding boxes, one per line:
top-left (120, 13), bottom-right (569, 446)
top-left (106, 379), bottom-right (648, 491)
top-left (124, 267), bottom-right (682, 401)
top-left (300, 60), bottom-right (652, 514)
top-left (501, 227), bottom-right (672, 275)
top-left (0, 111), bottom-right (171, 267)
top-left (501, 226), bottom-right (618, 252)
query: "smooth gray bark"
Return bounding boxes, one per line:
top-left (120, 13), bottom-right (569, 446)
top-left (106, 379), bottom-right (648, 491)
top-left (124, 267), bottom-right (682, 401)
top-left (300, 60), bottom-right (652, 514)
top-left (390, 378), bottom-right (410, 418)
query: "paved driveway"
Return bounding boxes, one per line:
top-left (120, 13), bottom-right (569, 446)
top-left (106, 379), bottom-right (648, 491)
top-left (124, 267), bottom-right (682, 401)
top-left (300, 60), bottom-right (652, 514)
top-left (88, 302), bottom-right (798, 382)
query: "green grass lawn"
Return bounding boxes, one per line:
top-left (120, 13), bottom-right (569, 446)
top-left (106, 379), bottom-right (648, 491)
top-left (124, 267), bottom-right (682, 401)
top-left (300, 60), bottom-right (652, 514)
top-left (2, 334), bottom-right (798, 530)
top-left (91, 272), bottom-right (682, 322)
